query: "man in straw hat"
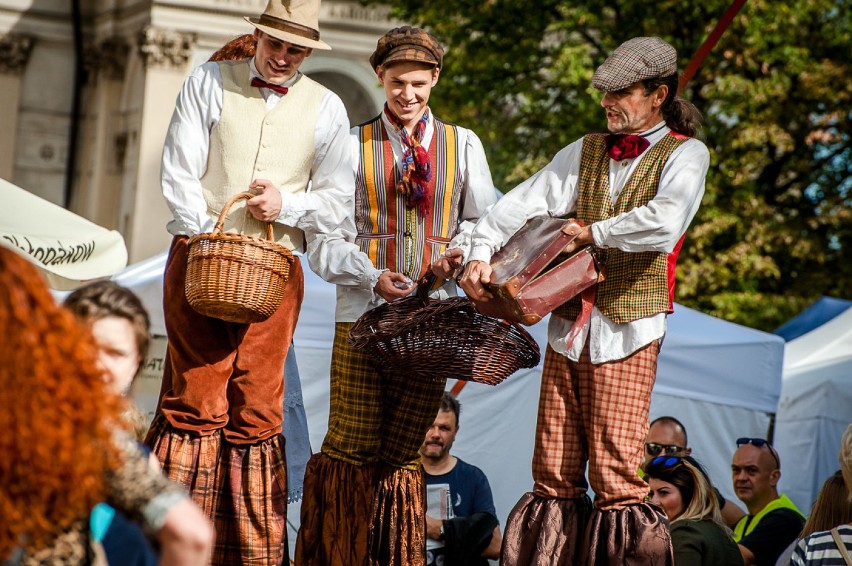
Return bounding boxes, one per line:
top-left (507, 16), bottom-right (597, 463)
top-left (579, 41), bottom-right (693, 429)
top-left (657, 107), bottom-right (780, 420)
top-left (294, 25), bottom-right (498, 566)
top-left (147, 1), bottom-right (354, 564)
top-left (459, 36), bottom-right (710, 564)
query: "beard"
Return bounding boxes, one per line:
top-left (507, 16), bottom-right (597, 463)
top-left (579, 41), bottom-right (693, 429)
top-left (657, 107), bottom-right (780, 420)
top-left (420, 441), bottom-right (448, 460)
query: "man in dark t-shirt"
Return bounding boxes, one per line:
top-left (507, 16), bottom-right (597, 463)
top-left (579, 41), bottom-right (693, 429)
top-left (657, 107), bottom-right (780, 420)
top-left (420, 392), bottom-right (501, 566)
top-left (731, 438), bottom-right (806, 566)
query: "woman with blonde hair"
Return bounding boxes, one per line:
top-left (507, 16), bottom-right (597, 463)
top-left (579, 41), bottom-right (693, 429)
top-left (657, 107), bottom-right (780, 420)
top-left (645, 454), bottom-right (744, 565)
top-left (0, 247), bottom-right (212, 565)
top-left (791, 424), bottom-right (852, 565)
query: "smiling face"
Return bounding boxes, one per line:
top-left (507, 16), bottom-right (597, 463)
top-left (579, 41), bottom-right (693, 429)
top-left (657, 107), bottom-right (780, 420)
top-left (253, 30), bottom-right (312, 84)
top-left (648, 477), bottom-right (685, 521)
top-left (378, 61), bottom-right (440, 130)
top-left (600, 82), bottom-right (667, 134)
top-left (419, 409), bottom-right (458, 462)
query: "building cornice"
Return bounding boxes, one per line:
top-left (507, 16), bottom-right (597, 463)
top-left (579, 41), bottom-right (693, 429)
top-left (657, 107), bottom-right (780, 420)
top-left (0, 33), bottom-right (35, 76)
top-left (138, 25), bottom-right (197, 69)
top-left (85, 36), bottom-right (131, 81)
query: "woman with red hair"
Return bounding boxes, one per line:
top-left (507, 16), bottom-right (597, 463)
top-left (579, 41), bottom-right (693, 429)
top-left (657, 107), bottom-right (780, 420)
top-left (0, 247), bottom-right (213, 565)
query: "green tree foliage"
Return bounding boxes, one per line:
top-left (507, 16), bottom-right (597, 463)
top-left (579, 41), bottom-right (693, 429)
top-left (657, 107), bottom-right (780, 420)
top-left (371, 0), bottom-right (851, 330)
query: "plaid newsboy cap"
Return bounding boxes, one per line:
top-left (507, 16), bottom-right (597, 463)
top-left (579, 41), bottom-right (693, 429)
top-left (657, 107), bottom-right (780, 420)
top-left (369, 26), bottom-right (444, 71)
top-left (592, 37), bottom-right (677, 92)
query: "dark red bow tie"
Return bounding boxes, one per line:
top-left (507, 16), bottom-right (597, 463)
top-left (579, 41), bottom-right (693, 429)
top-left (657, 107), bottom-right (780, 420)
top-left (606, 134), bottom-right (650, 161)
top-left (251, 77), bottom-right (289, 95)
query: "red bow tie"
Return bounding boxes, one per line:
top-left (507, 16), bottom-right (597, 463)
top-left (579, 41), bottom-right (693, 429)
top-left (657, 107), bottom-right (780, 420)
top-left (251, 77), bottom-right (289, 95)
top-left (606, 134), bottom-right (650, 161)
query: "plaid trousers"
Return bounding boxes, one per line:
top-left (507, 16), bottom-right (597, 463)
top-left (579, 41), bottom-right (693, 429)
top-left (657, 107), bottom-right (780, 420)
top-left (532, 340), bottom-right (660, 508)
top-left (321, 322), bottom-right (446, 468)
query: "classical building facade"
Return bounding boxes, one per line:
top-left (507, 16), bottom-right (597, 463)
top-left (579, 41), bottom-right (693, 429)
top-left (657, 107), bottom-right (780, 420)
top-left (0, 0), bottom-right (392, 261)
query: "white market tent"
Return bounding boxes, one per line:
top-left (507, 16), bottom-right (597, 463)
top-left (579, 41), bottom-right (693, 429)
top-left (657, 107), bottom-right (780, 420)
top-left (115, 250), bottom-right (784, 528)
top-left (775, 308), bottom-right (852, 513)
top-left (1, 178), bottom-right (127, 289)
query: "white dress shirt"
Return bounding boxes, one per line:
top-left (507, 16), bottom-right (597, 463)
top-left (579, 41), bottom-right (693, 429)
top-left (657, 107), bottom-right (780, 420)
top-left (467, 122), bottom-right (709, 363)
top-left (314, 109), bottom-right (499, 322)
top-left (160, 58), bottom-right (356, 273)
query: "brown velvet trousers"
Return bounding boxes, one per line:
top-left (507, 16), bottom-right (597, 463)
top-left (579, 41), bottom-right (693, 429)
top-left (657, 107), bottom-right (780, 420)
top-left (147, 236), bottom-right (304, 565)
top-left (502, 336), bottom-right (673, 566)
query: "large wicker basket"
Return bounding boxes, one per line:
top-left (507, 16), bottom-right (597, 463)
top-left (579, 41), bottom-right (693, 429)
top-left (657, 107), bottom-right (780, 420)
top-left (348, 276), bottom-right (540, 385)
top-left (185, 192), bottom-right (294, 324)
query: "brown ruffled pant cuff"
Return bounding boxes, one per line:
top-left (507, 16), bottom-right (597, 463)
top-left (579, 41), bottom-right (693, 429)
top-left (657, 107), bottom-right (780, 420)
top-left (295, 453), bottom-right (377, 566)
top-left (501, 492), bottom-right (593, 566)
top-left (369, 464), bottom-right (426, 566)
top-left (582, 502), bottom-right (673, 566)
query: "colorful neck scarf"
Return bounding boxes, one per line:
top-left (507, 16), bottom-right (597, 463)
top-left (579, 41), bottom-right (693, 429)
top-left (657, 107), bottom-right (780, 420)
top-left (384, 104), bottom-right (433, 216)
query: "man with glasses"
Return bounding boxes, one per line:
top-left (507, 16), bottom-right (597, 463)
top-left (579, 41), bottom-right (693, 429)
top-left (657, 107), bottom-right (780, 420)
top-left (731, 437), bottom-right (806, 566)
top-left (641, 416), bottom-right (745, 526)
top-left (642, 416), bottom-right (692, 467)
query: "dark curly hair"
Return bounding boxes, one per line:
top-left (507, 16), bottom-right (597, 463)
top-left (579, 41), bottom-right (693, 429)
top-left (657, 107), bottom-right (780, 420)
top-left (0, 249), bottom-right (124, 558)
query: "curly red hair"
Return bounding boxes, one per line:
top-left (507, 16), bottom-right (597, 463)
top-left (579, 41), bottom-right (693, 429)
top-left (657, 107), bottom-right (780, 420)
top-left (209, 34), bottom-right (256, 62)
top-left (0, 249), bottom-right (124, 558)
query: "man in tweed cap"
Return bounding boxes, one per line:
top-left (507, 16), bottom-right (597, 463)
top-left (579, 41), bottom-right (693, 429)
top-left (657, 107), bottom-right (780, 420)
top-left (295, 25), bottom-right (498, 566)
top-left (460, 36), bottom-right (709, 565)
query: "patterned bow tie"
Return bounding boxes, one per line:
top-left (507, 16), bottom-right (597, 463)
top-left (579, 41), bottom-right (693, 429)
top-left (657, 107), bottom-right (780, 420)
top-left (251, 77), bottom-right (289, 95)
top-left (606, 133), bottom-right (650, 161)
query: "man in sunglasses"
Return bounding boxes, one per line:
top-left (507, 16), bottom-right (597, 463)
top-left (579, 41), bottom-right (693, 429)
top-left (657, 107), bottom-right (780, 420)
top-left (731, 437), bottom-right (805, 566)
top-left (641, 416), bottom-right (745, 526)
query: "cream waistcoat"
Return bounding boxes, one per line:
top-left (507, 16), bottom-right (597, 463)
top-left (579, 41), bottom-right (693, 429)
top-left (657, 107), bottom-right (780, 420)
top-left (201, 60), bottom-right (327, 251)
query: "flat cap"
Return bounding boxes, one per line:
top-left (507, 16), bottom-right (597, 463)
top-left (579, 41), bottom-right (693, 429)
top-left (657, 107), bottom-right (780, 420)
top-left (369, 26), bottom-right (444, 71)
top-left (592, 37), bottom-right (677, 92)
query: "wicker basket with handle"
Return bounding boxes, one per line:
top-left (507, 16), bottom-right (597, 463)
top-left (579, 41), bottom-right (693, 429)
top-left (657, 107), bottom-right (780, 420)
top-left (185, 192), bottom-right (295, 324)
top-left (348, 274), bottom-right (540, 385)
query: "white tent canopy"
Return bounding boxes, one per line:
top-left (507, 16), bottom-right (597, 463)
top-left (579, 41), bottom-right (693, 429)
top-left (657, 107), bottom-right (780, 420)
top-left (1, 178), bottom-right (127, 289)
top-left (116, 250), bottom-right (784, 527)
top-left (775, 308), bottom-right (852, 513)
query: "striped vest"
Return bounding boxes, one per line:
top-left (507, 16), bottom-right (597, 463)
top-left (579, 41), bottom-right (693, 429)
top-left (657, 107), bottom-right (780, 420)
top-left (201, 60), bottom-right (327, 251)
top-left (554, 132), bottom-right (688, 324)
top-left (354, 115), bottom-right (465, 280)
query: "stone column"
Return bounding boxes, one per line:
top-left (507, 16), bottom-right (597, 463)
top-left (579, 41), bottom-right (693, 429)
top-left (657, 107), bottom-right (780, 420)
top-left (0, 34), bottom-right (35, 180)
top-left (124, 26), bottom-right (197, 262)
top-left (76, 37), bottom-right (130, 229)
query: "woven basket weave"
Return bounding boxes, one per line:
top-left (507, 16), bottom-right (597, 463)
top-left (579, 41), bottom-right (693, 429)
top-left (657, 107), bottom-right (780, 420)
top-left (349, 277), bottom-right (540, 385)
top-left (185, 192), bottom-right (294, 324)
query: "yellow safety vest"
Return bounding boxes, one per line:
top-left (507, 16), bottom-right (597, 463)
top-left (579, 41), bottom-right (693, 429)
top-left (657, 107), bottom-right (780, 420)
top-left (732, 494), bottom-right (805, 542)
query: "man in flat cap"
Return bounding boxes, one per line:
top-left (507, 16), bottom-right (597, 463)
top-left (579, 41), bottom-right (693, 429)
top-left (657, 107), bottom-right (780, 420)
top-left (459, 36), bottom-right (709, 565)
top-left (295, 25), bottom-right (498, 566)
top-left (146, 1), bottom-right (355, 564)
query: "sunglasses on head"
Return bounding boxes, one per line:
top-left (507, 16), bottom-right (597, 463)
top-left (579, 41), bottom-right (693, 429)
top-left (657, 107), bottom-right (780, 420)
top-left (648, 455), bottom-right (683, 470)
top-left (645, 442), bottom-right (684, 457)
top-left (736, 437), bottom-right (780, 469)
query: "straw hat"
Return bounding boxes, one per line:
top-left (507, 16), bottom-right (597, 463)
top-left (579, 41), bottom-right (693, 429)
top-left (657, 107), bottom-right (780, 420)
top-left (245, 0), bottom-right (331, 51)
